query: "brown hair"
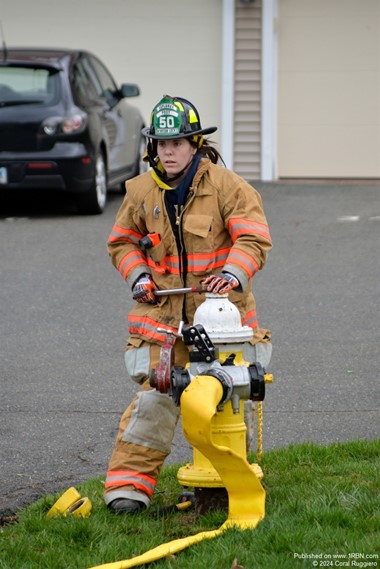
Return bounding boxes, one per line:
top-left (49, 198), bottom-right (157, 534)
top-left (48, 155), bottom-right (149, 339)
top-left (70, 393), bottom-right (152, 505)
top-left (193, 139), bottom-right (226, 166)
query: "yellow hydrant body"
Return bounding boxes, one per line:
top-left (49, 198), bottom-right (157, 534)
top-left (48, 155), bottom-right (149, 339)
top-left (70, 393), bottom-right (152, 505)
top-left (178, 392), bottom-right (263, 489)
top-left (177, 294), bottom-right (269, 491)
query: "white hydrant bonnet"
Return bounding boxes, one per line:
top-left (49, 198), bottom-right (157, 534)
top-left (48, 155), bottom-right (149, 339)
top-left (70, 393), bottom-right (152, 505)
top-left (193, 293), bottom-right (253, 344)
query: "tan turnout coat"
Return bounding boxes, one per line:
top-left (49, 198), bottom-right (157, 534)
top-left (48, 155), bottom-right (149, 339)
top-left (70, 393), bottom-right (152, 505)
top-left (107, 157), bottom-right (272, 345)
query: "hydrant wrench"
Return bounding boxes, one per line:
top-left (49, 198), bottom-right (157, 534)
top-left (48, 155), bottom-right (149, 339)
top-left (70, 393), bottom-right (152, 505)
top-left (154, 286), bottom-right (206, 296)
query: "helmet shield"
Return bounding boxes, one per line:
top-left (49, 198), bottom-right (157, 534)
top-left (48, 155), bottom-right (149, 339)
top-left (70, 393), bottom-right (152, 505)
top-left (142, 95), bottom-right (217, 140)
top-left (153, 97), bottom-right (183, 137)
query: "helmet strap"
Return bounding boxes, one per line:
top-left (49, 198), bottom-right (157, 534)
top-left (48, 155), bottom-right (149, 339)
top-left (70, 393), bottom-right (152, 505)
top-left (154, 157), bottom-right (194, 185)
top-left (146, 140), bottom-right (159, 169)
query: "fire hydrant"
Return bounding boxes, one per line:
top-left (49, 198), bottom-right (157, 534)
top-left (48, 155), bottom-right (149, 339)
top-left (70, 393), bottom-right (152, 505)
top-left (151, 292), bottom-right (273, 514)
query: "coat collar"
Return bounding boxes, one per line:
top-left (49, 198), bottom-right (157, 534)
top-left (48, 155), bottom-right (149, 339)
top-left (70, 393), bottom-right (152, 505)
top-left (150, 156), bottom-right (213, 193)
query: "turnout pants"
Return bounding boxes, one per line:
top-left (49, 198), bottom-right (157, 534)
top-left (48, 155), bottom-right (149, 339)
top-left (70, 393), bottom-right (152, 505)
top-left (104, 339), bottom-right (190, 508)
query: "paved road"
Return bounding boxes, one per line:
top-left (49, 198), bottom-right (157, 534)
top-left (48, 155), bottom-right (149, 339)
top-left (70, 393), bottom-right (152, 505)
top-left (1, 182), bottom-right (379, 515)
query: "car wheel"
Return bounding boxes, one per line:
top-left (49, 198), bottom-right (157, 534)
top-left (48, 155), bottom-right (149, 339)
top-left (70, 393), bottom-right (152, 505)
top-left (76, 152), bottom-right (107, 215)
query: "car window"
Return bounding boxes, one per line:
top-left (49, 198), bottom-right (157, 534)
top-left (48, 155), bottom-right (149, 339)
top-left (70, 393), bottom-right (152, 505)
top-left (86, 55), bottom-right (119, 108)
top-left (71, 59), bottom-right (100, 105)
top-left (0, 66), bottom-right (60, 105)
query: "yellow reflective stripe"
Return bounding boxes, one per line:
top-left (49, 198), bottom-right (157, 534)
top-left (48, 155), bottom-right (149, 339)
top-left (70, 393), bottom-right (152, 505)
top-left (188, 108), bottom-right (198, 123)
top-left (174, 101), bottom-right (184, 112)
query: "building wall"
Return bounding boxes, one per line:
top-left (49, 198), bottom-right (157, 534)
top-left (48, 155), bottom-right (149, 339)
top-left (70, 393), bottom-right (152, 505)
top-left (1, 0), bottom-right (223, 145)
top-left (278, 0), bottom-right (380, 178)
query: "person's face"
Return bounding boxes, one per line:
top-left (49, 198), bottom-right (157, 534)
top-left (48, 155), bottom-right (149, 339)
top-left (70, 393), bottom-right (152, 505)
top-left (157, 138), bottom-right (196, 178)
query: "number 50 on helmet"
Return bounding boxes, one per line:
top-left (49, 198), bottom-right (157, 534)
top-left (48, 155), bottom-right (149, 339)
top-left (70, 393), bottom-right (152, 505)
top-left (142, 95), bottom-right (217, 141)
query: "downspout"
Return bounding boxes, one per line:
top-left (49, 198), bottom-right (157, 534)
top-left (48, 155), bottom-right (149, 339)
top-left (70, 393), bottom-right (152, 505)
top-left (221, 0), bottom-right (235, 170)
top-left (261, 0), bottom-right (279, 181)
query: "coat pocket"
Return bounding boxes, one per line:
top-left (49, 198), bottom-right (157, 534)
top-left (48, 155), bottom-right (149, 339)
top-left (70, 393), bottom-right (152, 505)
top-left (183, 214), bottom-right (217, 275)
top-left (183, 214), bottom-right (213, 239)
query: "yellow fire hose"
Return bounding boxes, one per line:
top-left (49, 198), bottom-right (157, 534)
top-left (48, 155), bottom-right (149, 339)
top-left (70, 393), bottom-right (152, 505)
top-left (47, 487), bottom-right (92, 519)
top-left (88, 375), bottom-right (265, 569)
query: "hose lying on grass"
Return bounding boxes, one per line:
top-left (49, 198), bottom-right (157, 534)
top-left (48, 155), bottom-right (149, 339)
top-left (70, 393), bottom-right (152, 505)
top-left (88, 375), bottom-right (265, 569)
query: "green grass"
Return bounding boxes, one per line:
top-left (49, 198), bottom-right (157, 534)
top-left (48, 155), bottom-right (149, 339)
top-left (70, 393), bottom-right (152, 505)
top-left (1, 440), bottom-right (379, 569)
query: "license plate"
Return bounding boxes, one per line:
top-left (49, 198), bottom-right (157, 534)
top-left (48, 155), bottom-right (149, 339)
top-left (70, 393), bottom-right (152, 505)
top-left (0, 166), bottom-right (7, 184)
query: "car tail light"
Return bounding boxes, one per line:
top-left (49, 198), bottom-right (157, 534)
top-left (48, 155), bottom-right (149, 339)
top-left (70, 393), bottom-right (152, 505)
top-left (61, 115), bottom-right (86, 134)
top-left (27, 162), bottom-right (55, 169)
top-left (40, 113), bottom-right (87, 136)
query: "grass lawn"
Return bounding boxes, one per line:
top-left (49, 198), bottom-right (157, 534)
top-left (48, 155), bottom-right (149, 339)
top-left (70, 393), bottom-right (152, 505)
top-left (0, 439), bottom-right (379, 569)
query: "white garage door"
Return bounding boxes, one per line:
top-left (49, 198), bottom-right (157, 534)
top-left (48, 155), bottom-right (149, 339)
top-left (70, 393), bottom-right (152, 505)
top-left (278, 0), bottom-right (380, 178)
top-left (1, 0), bottom-right (222, 137)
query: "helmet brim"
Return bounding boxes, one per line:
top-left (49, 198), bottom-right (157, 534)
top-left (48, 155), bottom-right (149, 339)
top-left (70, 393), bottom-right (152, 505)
top-left (141, 126), bottom-right (218, 139)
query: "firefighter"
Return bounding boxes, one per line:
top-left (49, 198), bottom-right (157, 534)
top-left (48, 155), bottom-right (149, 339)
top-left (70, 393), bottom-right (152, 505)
top-left (104, 95), bottom-right (272, 514)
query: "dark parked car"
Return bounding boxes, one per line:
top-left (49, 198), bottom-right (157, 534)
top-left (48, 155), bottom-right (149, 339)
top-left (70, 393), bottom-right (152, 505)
top-left (0, 47), bottom-right (147, 214)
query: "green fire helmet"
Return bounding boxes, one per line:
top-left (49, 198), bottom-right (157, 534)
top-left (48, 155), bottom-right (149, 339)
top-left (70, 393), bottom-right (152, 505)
top-left (141, 95), bottom-right (217, 140)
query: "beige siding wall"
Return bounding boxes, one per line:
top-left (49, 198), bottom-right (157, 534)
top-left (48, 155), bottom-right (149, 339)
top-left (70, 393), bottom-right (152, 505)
top-left (1, 0), bottom-right (222, 142)
top-left (278, 0), bottom-right (380, 178)
top-left (234, 0), bottom-right (262, 180)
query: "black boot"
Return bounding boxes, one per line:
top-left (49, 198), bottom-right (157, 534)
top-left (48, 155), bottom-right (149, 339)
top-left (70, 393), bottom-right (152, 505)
top-left (107, 498), bottom-right (146, 514)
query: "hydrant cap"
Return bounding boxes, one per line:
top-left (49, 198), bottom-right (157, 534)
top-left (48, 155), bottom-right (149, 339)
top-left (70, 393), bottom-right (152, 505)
top-left (194, 293), bottom-right (253, 343)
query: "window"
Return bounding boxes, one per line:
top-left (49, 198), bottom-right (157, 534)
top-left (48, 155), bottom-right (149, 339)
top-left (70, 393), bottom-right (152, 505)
top-left (87, 55), bottom-right (119, 107)
top-left (0, 66), bottom-right (59, 104)
top-left (71, 59), bottom-right (99, 105)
